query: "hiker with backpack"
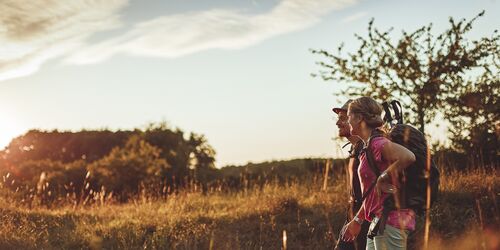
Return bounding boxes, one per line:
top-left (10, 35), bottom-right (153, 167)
top-left (332, 100), bottom-right (370, 250)
top-left (340, 96), bottom-right (417, 250)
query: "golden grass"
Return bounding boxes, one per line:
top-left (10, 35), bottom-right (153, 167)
top-left (0, 167), bottom-right (498, 249)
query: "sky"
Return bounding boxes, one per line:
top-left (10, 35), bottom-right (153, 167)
top-left (0, 0), bottom-right (498, 167)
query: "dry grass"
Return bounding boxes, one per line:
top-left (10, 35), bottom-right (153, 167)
top-left (0, 167), bottom-right (498, 249)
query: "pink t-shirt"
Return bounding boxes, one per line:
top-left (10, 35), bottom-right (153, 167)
top-left (358, 137), bottom-right (416, 231)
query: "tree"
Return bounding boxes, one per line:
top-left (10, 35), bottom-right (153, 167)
top-left (444, 66), bottom-right (499, 166)
top-left (188, 133), bottom-right (217, 170)
top-left (2, 129), bottom-right (132, 164)
top-left (87, 135), bottom-right (170, 201)
top-left (312, 11), bottom-right (498, 133)
top-left (0, 122), bottom-right (218, 191)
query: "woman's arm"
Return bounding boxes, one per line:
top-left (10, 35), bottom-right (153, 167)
top-left (381, 141), bottom-right (416, 177)
top-left (376, 141), bottom-right (416, 195)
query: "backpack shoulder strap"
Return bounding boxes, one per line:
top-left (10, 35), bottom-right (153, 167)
top-left (364, 129), bottom-right (385, 176)
top-left (359, 130), bottom-right (385, 202)
top-left (364, 143), bottom-right (380, 177)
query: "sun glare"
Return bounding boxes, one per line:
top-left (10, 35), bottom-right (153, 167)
top-left (0, 112), bottom-right (25, 150)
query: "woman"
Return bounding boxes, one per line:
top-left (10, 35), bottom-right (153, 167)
top-left (341, 97), bottom-right (416, 250)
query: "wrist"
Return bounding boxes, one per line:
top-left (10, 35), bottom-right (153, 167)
top-left (353, 215), bottom-right (364, 225)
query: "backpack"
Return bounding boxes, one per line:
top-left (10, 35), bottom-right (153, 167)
top-left (380, 100), bottom-right (440, 215)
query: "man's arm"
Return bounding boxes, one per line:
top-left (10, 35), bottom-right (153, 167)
top-left (341, 206), bottom-right (365, 242)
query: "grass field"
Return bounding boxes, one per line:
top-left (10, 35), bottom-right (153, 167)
top-left (0, 166), bottom-right (498, 250)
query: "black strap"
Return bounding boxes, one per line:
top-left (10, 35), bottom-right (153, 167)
top-left (382, 102), bottom-right (393, 123)
top-left (390, 100), bottom-right (403, 124)
top-left (364, 141), bottom-right (380, 176)
top-left (347, 141), bottom-right (363, 204)
top-left (366, 130), bottom-right (406, 236)
top-left (378, 197), bottom-right (395, 235)
top-left (359, 130), bottom-right (384, 203)
top-left (360, 181), bottom-right (377, 203)
top-left (359, 130), bottom-right (395, 236)
top-left (382, 100), bottom-right (404, 126)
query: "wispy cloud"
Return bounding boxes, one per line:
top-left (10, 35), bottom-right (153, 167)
top-left (0, 0), bottom-right (357, 81)
top-left (0, 0), bottom-right (127, 81)
top-left (340, 11), bottom-right (367, 23)
top-left (69, 0), bottom-right (357, 64)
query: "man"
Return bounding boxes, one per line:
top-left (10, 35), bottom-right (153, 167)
top-left (333, 100), bottom-right (370, 250)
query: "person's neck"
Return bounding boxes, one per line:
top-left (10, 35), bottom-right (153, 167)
top-left (347, 136), bottom-right (360, 145)
top-left (358, 127), bottom-right (374, 144)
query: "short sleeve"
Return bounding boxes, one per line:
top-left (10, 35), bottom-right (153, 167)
top-left (370, 137), bottom-right (389, 163)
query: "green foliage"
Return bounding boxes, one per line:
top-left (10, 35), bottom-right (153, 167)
top-left (312, 11), bottom-right (499, 135)
top-left (0, 122), bottom-right (219, 203)
top-left (188, 133), bottom-right (217, 170)
top-left (0, 122), bottom-right (217, 174)
top-left (140, 122), bottom-right (190, 178)
top-left (4, 129), bottom-right (132, 164)
top-left (444, 65), bottom-right (499, 165)
top-left (220, 158), bottom-right (347, 179)
top-left (88, 135), bottom-right (170, 200)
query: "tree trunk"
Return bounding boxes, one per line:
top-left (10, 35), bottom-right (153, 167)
top-left (417, 105), bottom-right (425, 134)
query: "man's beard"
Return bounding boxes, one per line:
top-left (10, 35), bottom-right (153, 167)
top-left (338, 128), bottom-right (351, 138)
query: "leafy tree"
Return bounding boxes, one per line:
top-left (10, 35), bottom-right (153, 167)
top-left (141, 122), bottom-right (191, 184)
top-left (188, 133), bottom-right (216, 170)
top-left (312, 11), bottom-right (498, 133)
top-left (0, 122), bottom-right (218, 196)
top-left (3, 129), bottom-right (131, 164)
top-left (87, 135), bottom-right (170, 201)
top-left (0, 122), bottom-right (217, 184)
top-left (444, 66), bottom-right (499, 165)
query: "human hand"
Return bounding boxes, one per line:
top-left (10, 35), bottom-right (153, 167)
top-left (375, 174), bottom-right (397, 197)
top-left (340, 220), bottom-right (361, 242)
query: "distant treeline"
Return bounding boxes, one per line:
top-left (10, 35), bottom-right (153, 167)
top-left (0, 123), bottom-right (344, 206)
top-left (0, 122), bottom-right (488, 206)
top-left (0, 123), bottom-right (217, 204)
